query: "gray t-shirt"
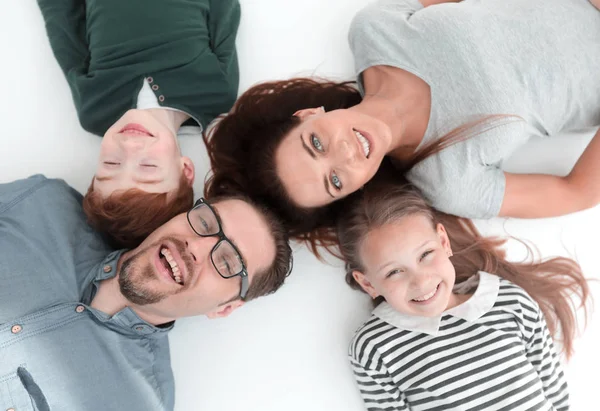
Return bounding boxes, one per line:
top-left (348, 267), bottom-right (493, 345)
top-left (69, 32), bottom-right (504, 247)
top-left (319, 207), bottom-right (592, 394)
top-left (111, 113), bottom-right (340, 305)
top-left (349, 0), bottom-right (600, 218)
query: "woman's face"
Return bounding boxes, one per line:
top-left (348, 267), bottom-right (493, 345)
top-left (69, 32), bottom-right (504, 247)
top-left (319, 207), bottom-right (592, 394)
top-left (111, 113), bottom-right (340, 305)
top-left (275, 107), bottom-right (392, 208)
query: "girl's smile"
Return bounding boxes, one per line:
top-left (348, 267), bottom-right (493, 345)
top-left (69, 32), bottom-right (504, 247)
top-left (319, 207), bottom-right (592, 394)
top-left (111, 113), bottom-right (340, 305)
top-left (353, 214), bottom-right (463, 318)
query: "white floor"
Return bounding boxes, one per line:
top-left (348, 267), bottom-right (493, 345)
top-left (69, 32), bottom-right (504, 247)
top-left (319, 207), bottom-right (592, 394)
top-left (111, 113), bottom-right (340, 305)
top-left (1, 1), bottom-right (598, 410)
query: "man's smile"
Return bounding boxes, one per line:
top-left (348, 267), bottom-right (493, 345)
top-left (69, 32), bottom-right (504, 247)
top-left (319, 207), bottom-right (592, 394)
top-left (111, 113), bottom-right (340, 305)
top-left (154, 241), bottom-right (190, 286)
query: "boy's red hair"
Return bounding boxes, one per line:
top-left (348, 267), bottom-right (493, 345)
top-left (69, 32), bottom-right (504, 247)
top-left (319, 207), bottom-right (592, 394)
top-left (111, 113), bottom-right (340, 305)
top-left (82, 174), bottom-right (194, 249)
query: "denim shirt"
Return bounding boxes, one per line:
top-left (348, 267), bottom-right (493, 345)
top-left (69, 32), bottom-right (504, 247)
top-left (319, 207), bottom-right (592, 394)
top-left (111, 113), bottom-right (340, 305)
top-left (0, 175), bottom-right (175, 411)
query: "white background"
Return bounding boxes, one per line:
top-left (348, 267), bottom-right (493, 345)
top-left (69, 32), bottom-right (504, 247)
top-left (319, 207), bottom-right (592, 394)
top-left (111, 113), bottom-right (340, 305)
top-left (1, 1), bottom-right (598, 410)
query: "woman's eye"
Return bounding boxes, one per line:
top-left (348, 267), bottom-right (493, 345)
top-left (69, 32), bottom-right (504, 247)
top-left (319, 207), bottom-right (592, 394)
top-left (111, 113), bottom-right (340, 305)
top-left (103, 161), bottom-right (120, 166)
top-left (141, 164), bottom-right (157, 168)
top-left (420, 250), bottom-right (434, 261)
top-left (311, 134), bottom-right (324, 152)
top-left (331, 172), bottom-right (342, 190)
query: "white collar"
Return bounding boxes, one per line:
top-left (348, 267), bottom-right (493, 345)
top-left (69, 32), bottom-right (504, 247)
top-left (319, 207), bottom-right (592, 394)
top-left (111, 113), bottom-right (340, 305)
top-left (372, 272), bottom-right (500, 336)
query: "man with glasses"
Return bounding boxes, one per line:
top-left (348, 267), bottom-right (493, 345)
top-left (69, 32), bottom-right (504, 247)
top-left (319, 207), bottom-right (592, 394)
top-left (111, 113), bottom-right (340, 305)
top-left (0, 175), bottom-right (292, 411)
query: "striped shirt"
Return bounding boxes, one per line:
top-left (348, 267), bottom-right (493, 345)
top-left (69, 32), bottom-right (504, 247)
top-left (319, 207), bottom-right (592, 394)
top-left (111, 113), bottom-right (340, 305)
top-left (349, 272), bottom-right (569, 411)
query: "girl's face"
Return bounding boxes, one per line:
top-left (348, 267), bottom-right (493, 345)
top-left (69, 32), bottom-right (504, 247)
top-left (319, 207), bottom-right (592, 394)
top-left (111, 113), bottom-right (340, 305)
top-left (354, 214), bottom-right (459, 317)
top-left (274, 107), bottom-right (393, 208)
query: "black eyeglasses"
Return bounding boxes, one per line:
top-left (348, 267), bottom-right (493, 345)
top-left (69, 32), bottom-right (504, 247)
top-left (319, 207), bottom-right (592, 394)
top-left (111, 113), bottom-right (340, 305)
top-left (186, 198), bottom-right (249, 300)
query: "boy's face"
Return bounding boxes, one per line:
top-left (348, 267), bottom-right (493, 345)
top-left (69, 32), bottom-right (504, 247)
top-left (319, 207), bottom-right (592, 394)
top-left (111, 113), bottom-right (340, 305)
top-left (94, 109), bottom-right (194, 197)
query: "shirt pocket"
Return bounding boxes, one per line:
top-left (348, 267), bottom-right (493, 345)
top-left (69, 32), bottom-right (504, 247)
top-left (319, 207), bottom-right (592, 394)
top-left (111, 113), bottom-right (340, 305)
top-left (0, 366), bottom-right (49, 411)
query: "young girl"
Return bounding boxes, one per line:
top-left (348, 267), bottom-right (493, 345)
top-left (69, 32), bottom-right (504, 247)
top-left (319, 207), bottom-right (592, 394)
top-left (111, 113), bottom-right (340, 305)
top-left (37, 0), bottom-right (240, 248)
top-left (205, 0), bottom-right (600, 251)
top-left (336, 181), bottom-right (590, 410)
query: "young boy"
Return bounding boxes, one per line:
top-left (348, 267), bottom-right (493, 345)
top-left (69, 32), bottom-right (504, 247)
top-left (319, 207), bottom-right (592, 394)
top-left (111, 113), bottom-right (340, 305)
top-left (37, 0), bottom-right (240, 248)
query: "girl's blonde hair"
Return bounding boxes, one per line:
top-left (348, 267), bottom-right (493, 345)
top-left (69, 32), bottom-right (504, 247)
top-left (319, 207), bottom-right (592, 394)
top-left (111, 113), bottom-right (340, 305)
top-left (337, 179), bottom-right (590, 358)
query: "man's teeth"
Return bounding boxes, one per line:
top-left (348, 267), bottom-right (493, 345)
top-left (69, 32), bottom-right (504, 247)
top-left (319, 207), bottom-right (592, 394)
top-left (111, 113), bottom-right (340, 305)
top-left (413, 286), bottom-right (438, 302)
top-left (160, 248), bottom-right (183, 284)
top-left (354, 130), bottom-right (371, 157)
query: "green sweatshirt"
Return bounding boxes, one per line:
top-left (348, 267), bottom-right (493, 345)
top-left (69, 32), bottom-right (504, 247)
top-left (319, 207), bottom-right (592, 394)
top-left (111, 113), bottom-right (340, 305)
top-left (37, 0), bottom-right (240, 135)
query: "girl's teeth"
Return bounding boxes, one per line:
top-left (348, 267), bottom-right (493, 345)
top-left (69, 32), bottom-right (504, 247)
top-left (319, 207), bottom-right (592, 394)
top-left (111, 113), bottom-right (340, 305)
top-left (413, 286), bottom-right (438, 302)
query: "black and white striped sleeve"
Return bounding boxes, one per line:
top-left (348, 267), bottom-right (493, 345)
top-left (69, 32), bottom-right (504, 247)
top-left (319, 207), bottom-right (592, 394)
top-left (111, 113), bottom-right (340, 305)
top-left (521, 297), bottom-right (569, 411)
top-left (350, 358), bottom-right (409, 411)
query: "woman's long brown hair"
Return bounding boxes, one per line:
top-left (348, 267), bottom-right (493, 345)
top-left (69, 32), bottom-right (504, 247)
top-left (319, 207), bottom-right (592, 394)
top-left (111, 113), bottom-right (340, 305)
top-left (204, 77), bottom-right (519, 257)
top-left (204, 78), bottom-right (361, 253)
top-left (336, 179), bottom-right (590, 359)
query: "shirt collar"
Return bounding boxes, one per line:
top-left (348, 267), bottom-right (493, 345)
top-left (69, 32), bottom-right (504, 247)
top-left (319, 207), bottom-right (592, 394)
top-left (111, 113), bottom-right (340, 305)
top-left (86, 250), bottom-right (174, 338)
top-left (372, 272), bottom-right (500, 336)
top-left (94, 249), bottom-right (126, 282)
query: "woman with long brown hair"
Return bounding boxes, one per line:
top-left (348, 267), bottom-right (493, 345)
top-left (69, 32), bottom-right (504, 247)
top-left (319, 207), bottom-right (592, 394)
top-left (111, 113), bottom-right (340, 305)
top-left (336, 179), bottom-right (590, 410)
top-left (205, 0), bottom-right (600, 251)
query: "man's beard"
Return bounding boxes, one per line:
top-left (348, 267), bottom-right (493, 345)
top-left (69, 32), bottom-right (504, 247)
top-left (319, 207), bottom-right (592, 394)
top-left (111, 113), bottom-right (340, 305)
top-left (118, 238), bottom-right (188, 305)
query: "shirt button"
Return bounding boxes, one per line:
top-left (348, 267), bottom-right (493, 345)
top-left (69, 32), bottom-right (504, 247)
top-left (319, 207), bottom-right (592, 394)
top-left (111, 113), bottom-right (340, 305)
top-left (151, 84), bottom-right (159, 91)
top-left (11, 325), bottom-right (22, 334)
top-left (147, 76), bottom-right (154, 83)
top-left (135, 326), bottom-right (144, 331)
top-left (75, 305), bottom-right (85, 313)
top-left (103, 265), bottom-right (112, 273)
top-left (158, 95), bottom-right (165, 102)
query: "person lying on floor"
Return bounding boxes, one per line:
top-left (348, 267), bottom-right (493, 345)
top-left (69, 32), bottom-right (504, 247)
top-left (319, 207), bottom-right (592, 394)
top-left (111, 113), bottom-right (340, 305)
top-left (0, 174), bottom-right (292, 411)
top-left (37, 0), bottom-right (240, 248)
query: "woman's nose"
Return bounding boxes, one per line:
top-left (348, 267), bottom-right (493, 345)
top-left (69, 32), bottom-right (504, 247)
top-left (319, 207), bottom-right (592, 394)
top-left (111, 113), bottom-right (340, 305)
top-left (335, 139), bottom-right (356, 164)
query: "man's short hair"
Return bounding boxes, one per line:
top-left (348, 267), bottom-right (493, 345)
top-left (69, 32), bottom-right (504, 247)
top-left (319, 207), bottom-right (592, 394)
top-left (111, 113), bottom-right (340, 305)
top-left (209, 193), bottom-right (293, 301)
top-left (83, 174), bottom-right (194, 249)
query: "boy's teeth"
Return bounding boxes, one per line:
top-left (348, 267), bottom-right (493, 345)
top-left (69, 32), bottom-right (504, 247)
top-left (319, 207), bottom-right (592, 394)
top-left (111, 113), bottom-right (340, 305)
top-left (354, 130), bottom-right (371, 157)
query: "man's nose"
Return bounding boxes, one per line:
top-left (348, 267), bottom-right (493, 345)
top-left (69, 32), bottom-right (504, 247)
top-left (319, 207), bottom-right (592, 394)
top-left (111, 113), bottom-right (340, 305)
top-left (185, 235), bottom-right (220, 265)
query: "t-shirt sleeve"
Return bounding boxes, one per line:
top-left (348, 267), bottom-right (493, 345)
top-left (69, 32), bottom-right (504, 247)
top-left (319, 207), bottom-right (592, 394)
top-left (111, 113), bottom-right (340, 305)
top-left (349, 0), bottom-right (425, 78)
top-left (407, 151), bottom-right (506, 219)
top-left (521, 302), bottom-right (570, 410)
top-left (350, 358), bottom-right (410, 411)
top-left (407, 119), bottom-right (528, 219)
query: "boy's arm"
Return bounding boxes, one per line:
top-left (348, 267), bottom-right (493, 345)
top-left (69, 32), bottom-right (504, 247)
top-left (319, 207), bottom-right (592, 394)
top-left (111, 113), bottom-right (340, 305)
top-left (37, 0), bottom-right (89, 78)
top-left (207, 0), bottom-right (240, 76)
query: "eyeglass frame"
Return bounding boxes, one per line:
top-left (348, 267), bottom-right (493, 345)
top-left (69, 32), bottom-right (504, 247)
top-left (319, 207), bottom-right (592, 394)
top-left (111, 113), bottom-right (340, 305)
top-left (186, 198), bottom-right (250, 300)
